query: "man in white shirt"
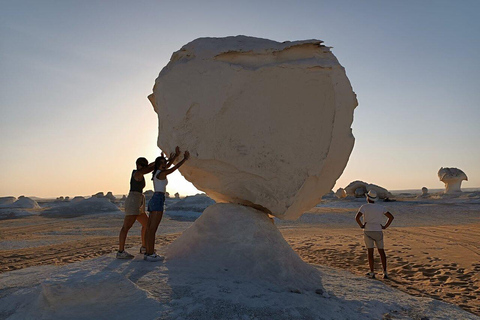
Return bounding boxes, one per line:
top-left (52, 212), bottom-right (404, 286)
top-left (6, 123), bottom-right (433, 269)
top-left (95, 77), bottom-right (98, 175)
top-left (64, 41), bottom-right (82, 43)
top-left (355, 190), bottom-right (394, 279)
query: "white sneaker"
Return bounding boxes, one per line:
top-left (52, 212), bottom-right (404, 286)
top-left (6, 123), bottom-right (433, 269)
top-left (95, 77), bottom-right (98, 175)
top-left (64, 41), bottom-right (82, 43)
top-left (144, 253), bottom-right (164, 262)
top-left (140, 246), bottom-right (146, 254)
top-left (366, 272), bottom-right (376, 279)
top-left (116, 251), bottom-right (134, 259)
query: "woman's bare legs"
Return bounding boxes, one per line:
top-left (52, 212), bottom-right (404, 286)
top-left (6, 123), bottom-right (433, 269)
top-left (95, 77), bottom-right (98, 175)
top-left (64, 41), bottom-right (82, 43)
top-left (136, 212), bottom-right (148, 248)
top-left (119, 215), bottom-right (137, 252)
top-left (145, 211), bottom-right (164, 255)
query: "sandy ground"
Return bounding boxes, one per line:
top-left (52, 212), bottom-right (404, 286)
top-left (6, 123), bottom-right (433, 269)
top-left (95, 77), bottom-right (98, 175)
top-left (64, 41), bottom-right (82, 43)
top-left (0, 201), bottom-right (479, 316)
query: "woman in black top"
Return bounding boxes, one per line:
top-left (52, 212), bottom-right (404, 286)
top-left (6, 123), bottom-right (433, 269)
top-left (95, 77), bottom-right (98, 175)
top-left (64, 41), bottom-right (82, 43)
top-left (117, 157), bottom-right (154, 259)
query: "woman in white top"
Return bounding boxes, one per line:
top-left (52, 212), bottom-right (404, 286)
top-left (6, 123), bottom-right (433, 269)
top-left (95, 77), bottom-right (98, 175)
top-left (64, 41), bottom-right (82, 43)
top-left (144, 148), bottom-right (190, 261)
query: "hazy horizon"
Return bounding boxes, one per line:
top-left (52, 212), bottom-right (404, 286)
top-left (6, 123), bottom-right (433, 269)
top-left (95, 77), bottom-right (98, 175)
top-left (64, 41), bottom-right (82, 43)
top-left (1, 1), bottom-right (479, 198)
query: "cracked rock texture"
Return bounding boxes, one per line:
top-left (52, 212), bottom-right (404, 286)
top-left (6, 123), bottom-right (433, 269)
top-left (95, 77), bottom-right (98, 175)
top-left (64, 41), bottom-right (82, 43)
top-left (150, 36), bottom-right (357, 220)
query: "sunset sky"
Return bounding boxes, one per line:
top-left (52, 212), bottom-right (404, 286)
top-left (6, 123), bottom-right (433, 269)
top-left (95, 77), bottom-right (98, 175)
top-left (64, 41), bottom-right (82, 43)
top-left (1, 0), bottom-right (479, 198)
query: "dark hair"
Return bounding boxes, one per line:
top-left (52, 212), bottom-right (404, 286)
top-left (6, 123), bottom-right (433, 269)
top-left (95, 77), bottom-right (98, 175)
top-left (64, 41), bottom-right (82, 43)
top-left (136, 157), bottom-right (148, 168)
top-left (151, 156), bottom-right (166, 180)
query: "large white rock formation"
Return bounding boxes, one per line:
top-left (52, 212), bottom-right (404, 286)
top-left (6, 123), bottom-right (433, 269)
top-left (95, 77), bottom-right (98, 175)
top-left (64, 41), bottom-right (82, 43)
top-left (149, 36), bottom-right (357, 220)
top-left (438, 167), bottom-right (468, 194)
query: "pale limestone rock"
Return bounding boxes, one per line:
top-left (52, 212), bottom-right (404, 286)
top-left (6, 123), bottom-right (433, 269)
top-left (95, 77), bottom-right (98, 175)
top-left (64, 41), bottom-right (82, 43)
top-left (335, 188), bottom-right (347, 199)
top-left (438, 167), bottom-right (468, 194)
top-left (150, 36), bottom-right (357, 220)
top-left (105, 192), bottom-right (116, 201)
top-left (344, 180), bottom-right (393, 199)
top-left (167, 203), bottom-right (325, 291)
top-left (71, 196), bottom-right (85, 203)
top-left (10, 197), bottom-right (40, 209)
top-left (345, 181), bottom-right (368, 198)
top-left (0, 197), bottom-right (16, 206)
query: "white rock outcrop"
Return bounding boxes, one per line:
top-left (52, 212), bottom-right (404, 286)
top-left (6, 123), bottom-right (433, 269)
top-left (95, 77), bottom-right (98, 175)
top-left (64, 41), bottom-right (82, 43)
top-left (0, 197), bottom-right (16, 206)
top-left (105, 192), bottom-right (116, 201)
top-left (167, 203), bottom-right (325, 291)
top-left (149, 36), bottom-right (357, 220)
top-left (335, 188), bottom-right (347, 199)
top-left (71, 196), bottom-right (85, 203)
top-left (438, 167), bottom-right (468, 194)
top-left (9, 196), bottom-right (40, 209)
top-left (344, 180), bottom-right (393, 200)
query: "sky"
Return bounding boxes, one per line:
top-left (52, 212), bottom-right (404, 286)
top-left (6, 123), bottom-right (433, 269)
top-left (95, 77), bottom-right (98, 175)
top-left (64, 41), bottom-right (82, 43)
top-left (1, 0), bottom-right (479, 198)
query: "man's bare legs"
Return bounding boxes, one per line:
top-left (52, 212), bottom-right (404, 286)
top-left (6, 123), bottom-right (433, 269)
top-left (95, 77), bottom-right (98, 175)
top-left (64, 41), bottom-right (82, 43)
top-left (378, 248), bottom-right (387, 272)
top-left (367, 248), bottom-right (375, 272)
top-left (145, 211), bottom-right (164, 255)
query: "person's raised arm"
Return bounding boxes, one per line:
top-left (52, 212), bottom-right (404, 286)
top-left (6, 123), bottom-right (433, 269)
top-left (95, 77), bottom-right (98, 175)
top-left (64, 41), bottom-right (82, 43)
top-left (156, 151), bottom-right (190, 180)
top-left (355, 211), bottom-right (365, 229)
top-left (133, 162), bottom-right (155, 180)
top-left (166, 146), bottom-right (180, 168)
top-left (382, 212), bottom-right (394, 230)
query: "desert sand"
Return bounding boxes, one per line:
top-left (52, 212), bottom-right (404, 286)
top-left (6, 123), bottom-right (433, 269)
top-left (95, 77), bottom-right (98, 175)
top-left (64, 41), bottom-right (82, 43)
top-left (1, 196), bottom-right (479, 316)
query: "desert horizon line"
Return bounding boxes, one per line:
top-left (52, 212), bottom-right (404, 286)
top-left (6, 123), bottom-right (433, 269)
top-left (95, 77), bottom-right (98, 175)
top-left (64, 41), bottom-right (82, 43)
top-left (3, 186), bottom-right (479, 200)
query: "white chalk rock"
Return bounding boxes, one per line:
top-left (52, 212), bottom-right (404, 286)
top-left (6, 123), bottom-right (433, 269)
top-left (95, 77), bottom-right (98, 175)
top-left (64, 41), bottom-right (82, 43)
top-left (345, 180), bottom-right (393, 199)
top-left (150, 36), bottom-right (357, 220)
top-left (105, 192), bottom-right (116, 201)
top-left (438, 167), bottom-right (468, 194)
top-left (9, 197), bottom-right (40, 209)
top-left (345, 181), bottom-right (368, 198)
top-left (0, 196), bottom-right (16, 206)
top-left (167, 203), bottom-right (324, 291)
top-left (71, 196), bottom-right (85, 203)
top-left (335, 188), bottom-right (347, 199)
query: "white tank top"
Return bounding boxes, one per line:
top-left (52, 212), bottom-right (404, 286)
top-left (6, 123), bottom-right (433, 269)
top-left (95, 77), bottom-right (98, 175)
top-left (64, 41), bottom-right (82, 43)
top-left (153, 170), bottom-right (168, 193)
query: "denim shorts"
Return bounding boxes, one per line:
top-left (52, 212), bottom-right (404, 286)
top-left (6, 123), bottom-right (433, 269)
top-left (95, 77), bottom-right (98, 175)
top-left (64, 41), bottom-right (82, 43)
top-left (148, 192), bottom-right (165, 212)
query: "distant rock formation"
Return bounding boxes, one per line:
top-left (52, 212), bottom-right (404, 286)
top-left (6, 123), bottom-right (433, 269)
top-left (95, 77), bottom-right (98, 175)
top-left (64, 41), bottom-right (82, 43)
top-left (0, 196), bottom-right (16, 206)
top-left (41, 197), bottom-right (120, 218)
top-left (335, 188), bottom-right (347, 199)
top-left (92, 192), bottom-right (105, 198)
top-left (71, 196), bottom-right (85, 203)
top-left (9, 197), bottom-right (40, 209)
top-left (144, 190), bottom-right (154, 201)
top-left (105, 192), bottom-right (116, 201)
top-left (438, 167), bottom-right (468, 194)
top-left (167, 194), bottom-right (215, 213)
top-left (416, 187), bottom-right (429, 199)
top-left (344, 180), bottom-right (393, 200)
top-left (165, 192), bottom-right (170, 199)
top-left (174, 192), bottom-right (180, 199)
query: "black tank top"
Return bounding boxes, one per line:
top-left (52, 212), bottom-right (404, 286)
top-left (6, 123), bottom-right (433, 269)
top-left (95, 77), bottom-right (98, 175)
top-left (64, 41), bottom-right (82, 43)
top-left (130, 170), bottom-right (145, 192)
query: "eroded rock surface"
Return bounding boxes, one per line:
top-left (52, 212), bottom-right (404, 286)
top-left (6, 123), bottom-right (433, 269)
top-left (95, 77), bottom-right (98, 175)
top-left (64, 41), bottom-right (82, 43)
top-left (438, 167), bottom-right (468, 194)
top-left (150, 36), bottom-right (357, 219)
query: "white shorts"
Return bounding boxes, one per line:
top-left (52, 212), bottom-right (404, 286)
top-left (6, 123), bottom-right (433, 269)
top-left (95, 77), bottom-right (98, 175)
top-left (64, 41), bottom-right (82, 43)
top-left (364, 231), bottom-right (384, 249)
